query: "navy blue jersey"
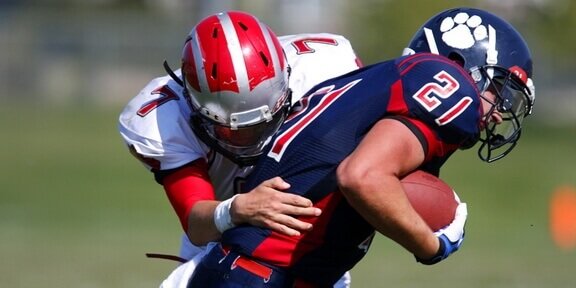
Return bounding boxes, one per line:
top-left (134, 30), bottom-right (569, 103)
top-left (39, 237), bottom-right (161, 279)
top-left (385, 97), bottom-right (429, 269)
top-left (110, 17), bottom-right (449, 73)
top-left (221, 53), bottom-right (482, 286)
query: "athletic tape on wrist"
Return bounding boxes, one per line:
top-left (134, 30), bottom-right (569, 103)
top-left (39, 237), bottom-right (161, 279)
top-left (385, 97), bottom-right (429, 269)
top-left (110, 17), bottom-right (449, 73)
top-left (214, 195), bottom-right (239, 233)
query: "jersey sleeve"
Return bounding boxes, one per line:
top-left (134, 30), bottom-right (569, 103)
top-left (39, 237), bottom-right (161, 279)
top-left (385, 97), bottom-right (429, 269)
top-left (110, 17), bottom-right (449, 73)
top-left (118, 73), bottom-right (206, 172)
top-left (163, 159), bottom-right (215, 230)
top-left (279, 33), bottom-right (362, 103)
top-left (394, 53), bottom-right (482, 160)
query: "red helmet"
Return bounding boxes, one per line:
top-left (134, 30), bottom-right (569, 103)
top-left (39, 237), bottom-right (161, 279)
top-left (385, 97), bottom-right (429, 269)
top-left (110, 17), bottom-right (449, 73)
top-left (182, 11), bottom-right (291, 165)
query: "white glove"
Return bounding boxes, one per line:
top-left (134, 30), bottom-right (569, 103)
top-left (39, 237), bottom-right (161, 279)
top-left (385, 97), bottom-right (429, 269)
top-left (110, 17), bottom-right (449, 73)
top-left (417, 191), bottom-right (467, 265)
top-left (435, 191), bottom-right (467, 241)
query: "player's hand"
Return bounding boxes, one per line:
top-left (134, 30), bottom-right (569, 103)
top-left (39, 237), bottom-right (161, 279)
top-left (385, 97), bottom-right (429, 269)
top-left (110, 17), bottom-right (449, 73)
top-left (417, 192), bottom-right (467, 265)
top-left (230, 177), bottom-right (322, 236)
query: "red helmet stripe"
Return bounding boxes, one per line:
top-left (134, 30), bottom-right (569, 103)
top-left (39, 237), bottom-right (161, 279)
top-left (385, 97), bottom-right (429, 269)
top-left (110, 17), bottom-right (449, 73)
top-left (182, 40), bottom-right (200, 92)
top-left (184, 12), bottom-right (284, 95)
top-left (197, 14), bottom-right (239, 93)
top-left (229, 11), bottom-right (278, 91)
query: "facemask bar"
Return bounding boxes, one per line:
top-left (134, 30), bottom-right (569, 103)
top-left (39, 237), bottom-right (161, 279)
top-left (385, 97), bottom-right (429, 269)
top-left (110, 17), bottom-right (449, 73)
top-left (477, 113), bottom-right (522, 162)
top-left (189, 113), bottom-right (262, 166)
top-left (189, 91), bottom-right (291, 166)
top-left (473, 65), bottom-right (532, 162)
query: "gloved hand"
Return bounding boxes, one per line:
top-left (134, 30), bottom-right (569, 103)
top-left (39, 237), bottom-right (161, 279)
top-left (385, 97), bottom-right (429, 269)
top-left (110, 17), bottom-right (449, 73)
top-left (416, 191), bottom-right (467, 265)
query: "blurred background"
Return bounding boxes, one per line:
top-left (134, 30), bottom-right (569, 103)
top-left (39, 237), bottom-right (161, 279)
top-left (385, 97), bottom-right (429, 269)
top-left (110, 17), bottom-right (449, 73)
top-left (1, 0), bottom-right (575, 287)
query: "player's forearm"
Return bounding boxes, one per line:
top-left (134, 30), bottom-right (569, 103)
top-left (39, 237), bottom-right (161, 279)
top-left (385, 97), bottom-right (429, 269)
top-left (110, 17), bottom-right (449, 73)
top-left (186, 200), bottom-right (221, 245)
top-left (360, 187), bottom-right (437, 259)
top-left (337, 118), bottom-right (438, 258)
top-left (339, 171), bottom-right (439, 259)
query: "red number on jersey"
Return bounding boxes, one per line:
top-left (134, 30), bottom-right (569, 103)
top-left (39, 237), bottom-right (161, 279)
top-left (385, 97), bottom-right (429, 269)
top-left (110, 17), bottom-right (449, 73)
top-left (412, 71), bottom-right (473, 126)
top-left (291, 37), bottom-right (338, 54)
top-left (137, 85), bottom-right (179, 117)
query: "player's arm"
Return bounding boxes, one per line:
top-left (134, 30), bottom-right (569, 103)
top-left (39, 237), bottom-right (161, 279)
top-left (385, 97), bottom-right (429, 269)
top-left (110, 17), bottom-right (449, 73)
top-left (162, 160), bottom-right (219, 245)
top-left (230, 177), bottom-right (321, 237)
top-left (336, 118), bottom-right (439, 260)
top-left (162, 160), bottom-right (321, 246)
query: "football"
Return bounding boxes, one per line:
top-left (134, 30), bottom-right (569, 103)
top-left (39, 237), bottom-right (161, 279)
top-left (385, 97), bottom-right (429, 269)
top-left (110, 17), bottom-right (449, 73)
top-left (401, 170), bottom-right (458, 231)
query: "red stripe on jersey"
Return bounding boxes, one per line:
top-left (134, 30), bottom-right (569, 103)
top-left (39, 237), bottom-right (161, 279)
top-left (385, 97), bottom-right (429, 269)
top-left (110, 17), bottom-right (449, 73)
top-left (251, 191), bottom-right (343, 267)
top-left (162, 159), bottom-right (215, 231)
top-left (269, 80), bottom-right (361, 161)
top-left (285, 86), bottom-right (332, 122)
top-left (404, 118), bottom-right (442, 161)
top-left (387, 80), bottom-right (409, 114)
top-left (405, 118), bottom-right (461, 161)
top-left (137, 85), bottom-right (179, 117)
top-left (291, 37), bottom-right (338, 54)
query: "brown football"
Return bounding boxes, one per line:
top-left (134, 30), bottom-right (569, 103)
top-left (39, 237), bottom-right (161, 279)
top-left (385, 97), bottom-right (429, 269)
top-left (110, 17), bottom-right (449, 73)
top-left (401, 170), bottom-right (459, 231)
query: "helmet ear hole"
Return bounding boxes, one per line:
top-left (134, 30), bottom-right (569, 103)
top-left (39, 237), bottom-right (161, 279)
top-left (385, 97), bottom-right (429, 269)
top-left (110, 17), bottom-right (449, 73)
top-left (447, 52), bottom-right (465, 68)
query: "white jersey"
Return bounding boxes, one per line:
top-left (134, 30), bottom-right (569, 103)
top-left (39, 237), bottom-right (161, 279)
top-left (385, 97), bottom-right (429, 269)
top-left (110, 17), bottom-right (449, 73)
top-left (120, 32), bottom-right (359, 288)
top-left (119, 32), bottom-right (360, 202)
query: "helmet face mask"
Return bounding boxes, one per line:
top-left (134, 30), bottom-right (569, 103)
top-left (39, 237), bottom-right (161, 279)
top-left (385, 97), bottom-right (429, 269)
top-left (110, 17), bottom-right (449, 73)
top-left (189, 90), bottom-right (291, 165)
top-left (180, 11), bottom-right (291, 165)
top-left (474, 65), bottom-right (532, 162)
top-left (404, 7), bottom-right (535, 162)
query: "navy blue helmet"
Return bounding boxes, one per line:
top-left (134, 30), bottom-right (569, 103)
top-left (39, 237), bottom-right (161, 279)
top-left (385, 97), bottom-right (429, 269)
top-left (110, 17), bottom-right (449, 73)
top-left (403, 7), bottom-right (535, 162)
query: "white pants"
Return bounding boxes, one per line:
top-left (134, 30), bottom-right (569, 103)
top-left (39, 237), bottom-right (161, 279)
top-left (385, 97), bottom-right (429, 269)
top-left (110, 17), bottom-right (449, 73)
top-left (160, 235), bottom-right (351, 287)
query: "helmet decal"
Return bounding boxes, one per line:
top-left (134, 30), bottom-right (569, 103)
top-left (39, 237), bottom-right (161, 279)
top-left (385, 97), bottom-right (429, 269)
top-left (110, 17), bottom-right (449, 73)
top-left (509, 65), bottom-right (528, 84)
top-left (439, 13), bottom-right (487, 50)
top-left (486, 25), bottom-right (498, 65)
top-left (430, 11), bottom-right (503, 67)
top-left (423, 28), bottom-right (439, 54)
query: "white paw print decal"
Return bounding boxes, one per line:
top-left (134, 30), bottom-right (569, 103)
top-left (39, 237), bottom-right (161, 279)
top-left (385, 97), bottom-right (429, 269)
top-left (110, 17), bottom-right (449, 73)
top-left (440, 12), bottom-right (487, 49)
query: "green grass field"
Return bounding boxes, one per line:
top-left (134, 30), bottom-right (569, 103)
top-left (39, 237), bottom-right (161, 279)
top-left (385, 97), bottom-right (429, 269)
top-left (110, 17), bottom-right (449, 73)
top-left (1, 103), bottom-right (575, 287)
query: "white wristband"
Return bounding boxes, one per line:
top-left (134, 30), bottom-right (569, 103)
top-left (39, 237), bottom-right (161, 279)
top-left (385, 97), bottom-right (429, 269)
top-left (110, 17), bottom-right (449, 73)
top-left (213, 195), bottom-right (239, 233)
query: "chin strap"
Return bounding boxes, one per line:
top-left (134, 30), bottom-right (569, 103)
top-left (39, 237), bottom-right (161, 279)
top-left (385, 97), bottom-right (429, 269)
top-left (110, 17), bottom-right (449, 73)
top-left (145, 253), bottom-right (187, 263)
top-left (163, 60), bottom-right (184, 87)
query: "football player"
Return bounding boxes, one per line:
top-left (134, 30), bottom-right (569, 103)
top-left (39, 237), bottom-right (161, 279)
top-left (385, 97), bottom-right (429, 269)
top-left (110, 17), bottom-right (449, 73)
top-left (186, 7), bottom-right (535, 287)
top-left (118, 11), bottom-right (362, 288)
